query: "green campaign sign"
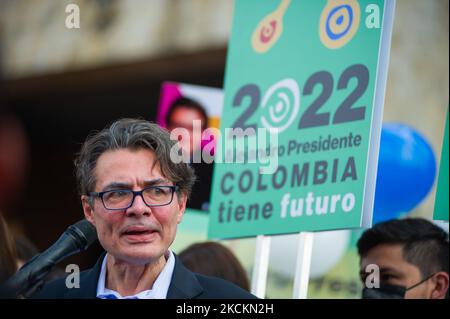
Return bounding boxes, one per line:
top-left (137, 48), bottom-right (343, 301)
top-left (434, 109), bottom-right (449, 221)
top-left (208, 0), bottom-right (395, 238)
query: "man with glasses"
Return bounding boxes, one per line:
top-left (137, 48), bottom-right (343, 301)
top-left (33, 118), bottom-right (256, 299)
top-left (358, 218), bottom-right (449, 299)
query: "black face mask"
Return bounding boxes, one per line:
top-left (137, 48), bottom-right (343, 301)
top-left (362, 273), bottom-right (435, 299)
top-left (362, 283), bottom-right (406, 299)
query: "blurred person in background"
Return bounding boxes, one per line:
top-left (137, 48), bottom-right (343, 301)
top-left (14, 236), bottom-right (65, 281)
top-left (179, 241), bottom-right (250, 292)
top-left (0, 213), bottom-right (17, 285)
top-left (0, 114), bottom-right (29, 213)
top-left (358, 218), bottom-right (449, 299)
top-left (0, 113), bottom-right (30, 236)
top-left (0, 48), bottom-right (19, 286)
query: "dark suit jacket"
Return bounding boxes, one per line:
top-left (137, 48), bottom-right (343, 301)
top-left (32, 253), bottom-right (257, 299)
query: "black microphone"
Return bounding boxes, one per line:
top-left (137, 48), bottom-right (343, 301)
top-left (0, 219), bottom-right (97, 298)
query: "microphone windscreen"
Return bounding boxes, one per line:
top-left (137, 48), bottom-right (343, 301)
top-left (68, 219), bottom-right (97, 248)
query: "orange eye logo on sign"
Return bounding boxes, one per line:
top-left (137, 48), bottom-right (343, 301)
top-left (252, 0), bottom-right (291, 54)
top-left (319, 0), bottom-right (361, 49)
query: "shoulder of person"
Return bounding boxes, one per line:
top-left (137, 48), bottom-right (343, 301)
top-left (193, 273), bottom-right (258, 299)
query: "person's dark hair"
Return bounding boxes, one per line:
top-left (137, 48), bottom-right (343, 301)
top-left (15, 236), bottom-right (39, 263)
top-left (166, 97), bottom-right (208, 131)
top-left (179, 241), bottom-right (250, 291)
top-left (14, 236), bottom-right (65, 282)
top-left (357, 218), bottom-right (449, 278)
top-left (0, 214), bottom-right (17, 283)
top-left (74, 118), bottom-right (196, 201)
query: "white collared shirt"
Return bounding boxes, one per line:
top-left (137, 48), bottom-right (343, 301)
top-left (96, 250), bottom-right (175, 299)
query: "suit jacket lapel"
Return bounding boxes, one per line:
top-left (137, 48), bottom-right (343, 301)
top-left (166, 254), bottom-right (204, 299)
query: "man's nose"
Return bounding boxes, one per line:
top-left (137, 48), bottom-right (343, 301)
top-left (125, 193), bottom-right (150, 216)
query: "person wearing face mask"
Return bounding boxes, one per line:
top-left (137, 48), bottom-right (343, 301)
top-left (357, 218), bottom-right (449, 299)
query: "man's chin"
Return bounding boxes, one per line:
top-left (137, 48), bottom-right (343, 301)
top-left (114, 246), bottom-right (164, 265)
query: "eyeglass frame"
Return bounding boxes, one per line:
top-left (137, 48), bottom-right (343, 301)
top-left (88, 185), bottom-right (180, 210)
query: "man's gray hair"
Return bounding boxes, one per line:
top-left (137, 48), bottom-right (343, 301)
top-left (75, 118), bottom-right (196, 200)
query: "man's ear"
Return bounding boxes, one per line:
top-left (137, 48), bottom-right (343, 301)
top-left (430, 271), bottom-right (449, 299)
top-left (81, 195), bottom-right (96, 226)
top-left (176, 192), bottom-right (187, 224)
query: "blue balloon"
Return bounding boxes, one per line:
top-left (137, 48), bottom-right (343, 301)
top-left (373, 123), bottom-right (436, 224)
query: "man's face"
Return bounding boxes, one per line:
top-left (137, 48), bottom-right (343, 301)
top-left (360, 244), bottom-right (434, 299)
top-left (167, 106), bottom-right (205, 154)
top-left (82, 148), bottom-right (186, 265)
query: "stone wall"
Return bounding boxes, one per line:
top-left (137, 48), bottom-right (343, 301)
top-left (0, 0), bottom-right (233, 77)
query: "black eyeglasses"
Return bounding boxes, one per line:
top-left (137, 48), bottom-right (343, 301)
top-left (89, 185), bottom-right (179, 210)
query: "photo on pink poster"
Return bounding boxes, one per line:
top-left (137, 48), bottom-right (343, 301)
top-left (157, 82), bottom-right (223, 212)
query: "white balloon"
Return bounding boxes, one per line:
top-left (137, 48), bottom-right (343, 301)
top-left (269, 230), bottom-right (351, 279)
